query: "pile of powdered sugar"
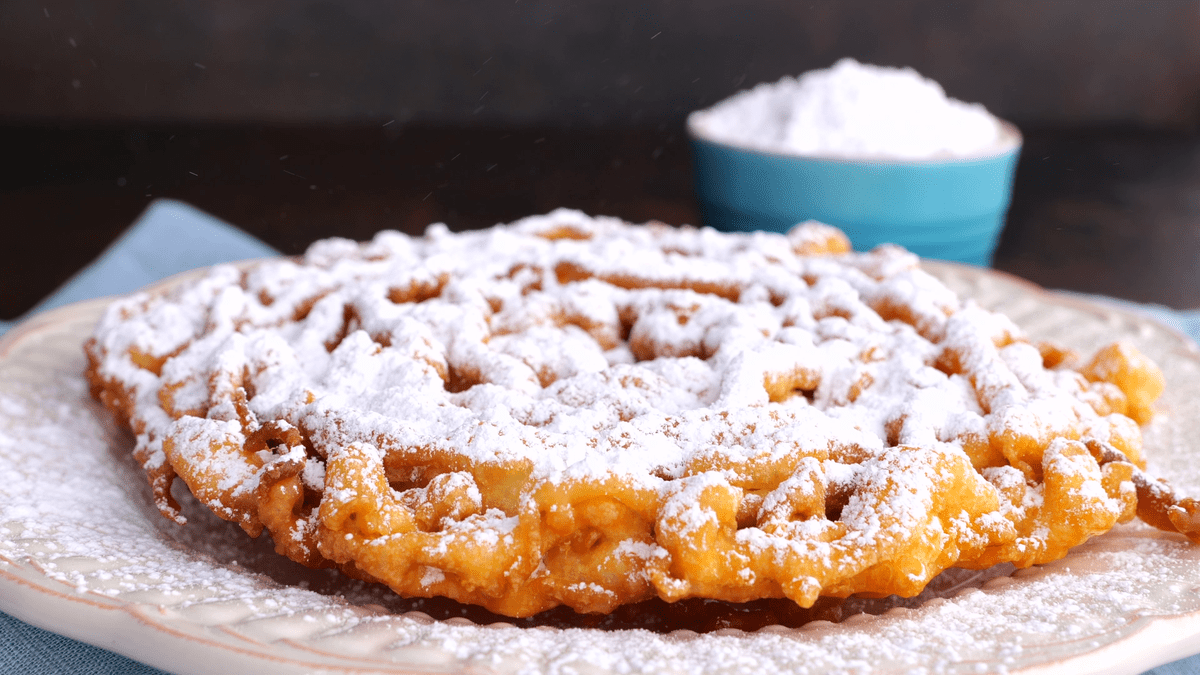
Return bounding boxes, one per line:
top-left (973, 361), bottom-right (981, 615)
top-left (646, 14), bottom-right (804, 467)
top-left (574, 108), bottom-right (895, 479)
top-left (690, 58), bottom-right (1004, 160)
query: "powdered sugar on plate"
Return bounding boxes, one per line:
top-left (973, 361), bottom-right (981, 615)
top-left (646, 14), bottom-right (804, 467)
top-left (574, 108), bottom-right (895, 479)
top-left (3, 251), bottom-right (1200, 674)
top-left (690, 58), bottom-right (1005, 160)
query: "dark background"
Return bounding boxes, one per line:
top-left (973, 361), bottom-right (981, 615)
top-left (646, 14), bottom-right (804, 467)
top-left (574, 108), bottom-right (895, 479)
top-left (3, 0), bottom-right (1199, 319)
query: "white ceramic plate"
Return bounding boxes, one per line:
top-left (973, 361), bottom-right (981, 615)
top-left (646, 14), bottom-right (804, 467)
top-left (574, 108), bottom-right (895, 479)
top-left (2, 262), bottom-right (1200, 675)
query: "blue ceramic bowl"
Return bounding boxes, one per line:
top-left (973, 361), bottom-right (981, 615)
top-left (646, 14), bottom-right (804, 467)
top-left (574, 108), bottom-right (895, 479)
top-left (689, 117), bottom-right (1022, 267)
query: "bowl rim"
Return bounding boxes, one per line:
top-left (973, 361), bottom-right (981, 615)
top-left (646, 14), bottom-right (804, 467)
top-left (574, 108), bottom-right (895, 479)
top-left (687, 112), bottom-right (1023, 165)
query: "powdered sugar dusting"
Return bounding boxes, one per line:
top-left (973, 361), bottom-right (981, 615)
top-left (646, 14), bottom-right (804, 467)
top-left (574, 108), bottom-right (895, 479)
top-left (86, 212), bottom-right (1115, 498)
top-left (74, 212), bottom-right (1199, 622)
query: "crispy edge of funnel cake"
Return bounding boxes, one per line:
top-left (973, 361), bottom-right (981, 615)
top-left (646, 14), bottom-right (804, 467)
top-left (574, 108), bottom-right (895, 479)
top-left (84, 218), bottom-right (1200, 618)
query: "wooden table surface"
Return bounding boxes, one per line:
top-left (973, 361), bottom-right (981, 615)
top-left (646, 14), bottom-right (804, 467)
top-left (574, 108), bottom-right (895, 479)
top-left (2, 123), bottom-right (1198, 320)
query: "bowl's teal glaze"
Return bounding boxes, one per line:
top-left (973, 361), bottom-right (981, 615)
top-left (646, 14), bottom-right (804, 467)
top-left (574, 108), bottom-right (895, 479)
top-left (690, 122), bottom-right (1022, 267)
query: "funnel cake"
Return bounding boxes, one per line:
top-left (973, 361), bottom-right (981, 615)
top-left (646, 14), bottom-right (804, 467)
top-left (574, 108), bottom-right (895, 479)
top-left (85, 212), bottom-right (1200, 618)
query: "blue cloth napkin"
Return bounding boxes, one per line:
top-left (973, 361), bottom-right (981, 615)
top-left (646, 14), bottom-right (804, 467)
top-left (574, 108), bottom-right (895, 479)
top-left (0, 200), bottom-right (278, 337)
top-left (1, 199), bottom-right (1197, 674)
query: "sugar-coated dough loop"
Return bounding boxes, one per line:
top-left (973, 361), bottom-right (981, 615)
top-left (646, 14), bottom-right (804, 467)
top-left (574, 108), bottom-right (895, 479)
top-left (85, 211), bottom-right (1196, 617)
